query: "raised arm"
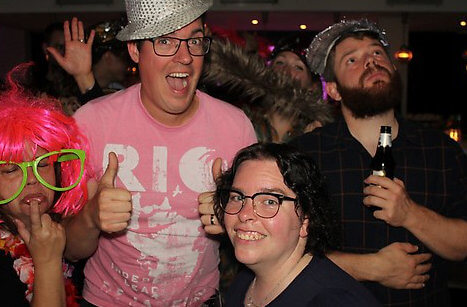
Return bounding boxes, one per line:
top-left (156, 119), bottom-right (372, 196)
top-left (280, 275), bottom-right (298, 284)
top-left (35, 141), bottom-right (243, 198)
top-left (364, 175), bottom-right (467, 261)
top-left (403, 202), bottom-right (467, 260)
top-left (47, 17), bottom-right (96, 94)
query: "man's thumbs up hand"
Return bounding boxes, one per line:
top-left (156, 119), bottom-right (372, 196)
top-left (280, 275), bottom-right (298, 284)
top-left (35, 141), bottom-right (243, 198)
top-left (90, 152), bottom-right (132, 233)
top-left (100, 151), bottom-right (119, 188)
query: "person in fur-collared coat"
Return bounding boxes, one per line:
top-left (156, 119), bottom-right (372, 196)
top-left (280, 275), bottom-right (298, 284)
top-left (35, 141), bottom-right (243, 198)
top-left (200, 37), bottom-right (335, 143)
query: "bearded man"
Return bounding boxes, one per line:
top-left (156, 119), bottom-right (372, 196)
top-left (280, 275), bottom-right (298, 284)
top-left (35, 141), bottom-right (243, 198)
top-left (290, 20), bottom-right (467, 306)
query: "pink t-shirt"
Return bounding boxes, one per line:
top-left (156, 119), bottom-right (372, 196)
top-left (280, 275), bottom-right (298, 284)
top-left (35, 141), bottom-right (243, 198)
top-left (74, 84), bottom-right (256, 306)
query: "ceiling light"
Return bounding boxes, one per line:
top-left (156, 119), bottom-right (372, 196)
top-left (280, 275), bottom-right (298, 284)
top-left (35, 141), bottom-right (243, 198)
top-left (394, 45), bottom-right (413, 62)
top-left (394, 14), bottom-right (413, 63)
top-left (251, 19), bottom-right (259, 25)
top-left (299, 24), bottom-right (307, 30)
top-left (460, 20), bottom-right (467, 27)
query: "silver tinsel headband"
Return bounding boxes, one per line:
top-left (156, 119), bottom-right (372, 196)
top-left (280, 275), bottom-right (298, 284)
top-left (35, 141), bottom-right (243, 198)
top-left (306, 19), bottom-right (389, 75)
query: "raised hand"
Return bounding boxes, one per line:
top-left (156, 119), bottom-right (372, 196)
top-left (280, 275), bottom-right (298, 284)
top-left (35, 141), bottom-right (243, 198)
top-left (198, 157), bottom-right (224, 235)
top-left (15, 200), bottom-right (65, 266)
top-left (373, 242), bottom-right (431, 289)
top-left (88, 152), bottom-right (132, 233)
top-left (47, 17), bottom-right (96, 93)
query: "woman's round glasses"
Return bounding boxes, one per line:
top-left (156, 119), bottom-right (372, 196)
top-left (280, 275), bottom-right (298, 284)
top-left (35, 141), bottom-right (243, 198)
top-left (219, 189), bottom-right (297, 219)
top-left (0, 149), bottom-right (85, 205)
top-left (149, 36), bottom-right (211, 56)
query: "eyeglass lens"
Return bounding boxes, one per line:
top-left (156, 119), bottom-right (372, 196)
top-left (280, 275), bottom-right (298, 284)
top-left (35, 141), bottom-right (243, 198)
top-left (152, 37), bottom-right (210, 56)
top-left (222, 191), bottom-right (282, 218)
top-left (0, 151), bottom-right (83, 204)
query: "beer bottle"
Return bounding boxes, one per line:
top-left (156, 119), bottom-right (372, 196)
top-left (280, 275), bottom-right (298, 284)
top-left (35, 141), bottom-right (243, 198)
top-left (370, 126), bottom-right (395, 179)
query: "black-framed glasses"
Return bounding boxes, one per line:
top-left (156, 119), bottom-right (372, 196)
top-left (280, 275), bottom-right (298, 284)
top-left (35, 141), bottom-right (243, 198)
top-left (219, 189), bottom-right (297, 219)
top-left (0, 149), bottom-right (85, 205)
top-left (149, 36), bottom-right (212, 56)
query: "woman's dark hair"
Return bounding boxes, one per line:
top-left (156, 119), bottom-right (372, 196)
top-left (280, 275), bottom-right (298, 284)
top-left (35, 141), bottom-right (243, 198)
top-left (214, 142), bottom-right (340, 256)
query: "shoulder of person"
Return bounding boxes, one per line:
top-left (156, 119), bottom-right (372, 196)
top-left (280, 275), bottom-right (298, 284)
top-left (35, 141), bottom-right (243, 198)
top-left (402, 118), bottom-right (464, 152)
top-left (74, 83), bottom-right (140, 119)
top-left (288, 122), bottom-right (337, 151)
top-left (305, 256), bottom-right (374, 294)
top-left (306, 257), bottom-right (382, 306)
top-left (308, 287), bottom-right (381, 307)
top-left (197, 90), bottom-right (249, 118)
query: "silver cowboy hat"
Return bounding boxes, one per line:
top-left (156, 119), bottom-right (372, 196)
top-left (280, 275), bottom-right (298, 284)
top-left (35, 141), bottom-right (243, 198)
top-left (306, 19), bottom-right (389, 75)
top-left (116, 0), bottom-right (213, 41)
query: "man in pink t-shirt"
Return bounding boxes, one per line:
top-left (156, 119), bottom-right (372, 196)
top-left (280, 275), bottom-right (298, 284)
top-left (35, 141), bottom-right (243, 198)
top-left (64, 1), bottom-right (256, 306)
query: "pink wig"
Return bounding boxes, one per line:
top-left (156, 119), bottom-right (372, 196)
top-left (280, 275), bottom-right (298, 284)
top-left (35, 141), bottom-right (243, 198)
top-left (0, 63), bottom-right (94, 216)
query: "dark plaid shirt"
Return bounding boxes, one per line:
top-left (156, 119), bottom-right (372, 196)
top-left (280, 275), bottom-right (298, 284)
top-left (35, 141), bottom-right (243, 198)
top-left (290, 116), bottom-right (467, 307)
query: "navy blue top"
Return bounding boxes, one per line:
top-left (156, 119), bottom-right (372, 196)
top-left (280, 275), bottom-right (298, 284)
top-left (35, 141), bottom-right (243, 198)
top-left (225, 256), bottom-right (381, 306)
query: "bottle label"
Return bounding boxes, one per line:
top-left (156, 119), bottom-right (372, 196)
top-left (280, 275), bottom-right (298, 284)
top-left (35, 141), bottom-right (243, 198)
top-left (372, 170), bottom-right (386, 177)
top-left (371, 170), bottom-right (385, 189)
top-left (379, 133), bottom-right (392, 147)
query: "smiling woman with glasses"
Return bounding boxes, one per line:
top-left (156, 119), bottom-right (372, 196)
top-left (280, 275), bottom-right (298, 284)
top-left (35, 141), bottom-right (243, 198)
top-left (0, 63), bottom-right (93, 307)
top-left (213, 143), bottom-right (381, 307)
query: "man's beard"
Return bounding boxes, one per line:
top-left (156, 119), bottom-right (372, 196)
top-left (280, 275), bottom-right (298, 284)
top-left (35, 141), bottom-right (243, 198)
top-left (336, 66), bottom-right (402, 118)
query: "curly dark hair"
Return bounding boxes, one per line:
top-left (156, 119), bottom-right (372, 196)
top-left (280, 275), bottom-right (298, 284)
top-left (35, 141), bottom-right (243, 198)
top-left (213, 142), bottom-right (340, 256)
